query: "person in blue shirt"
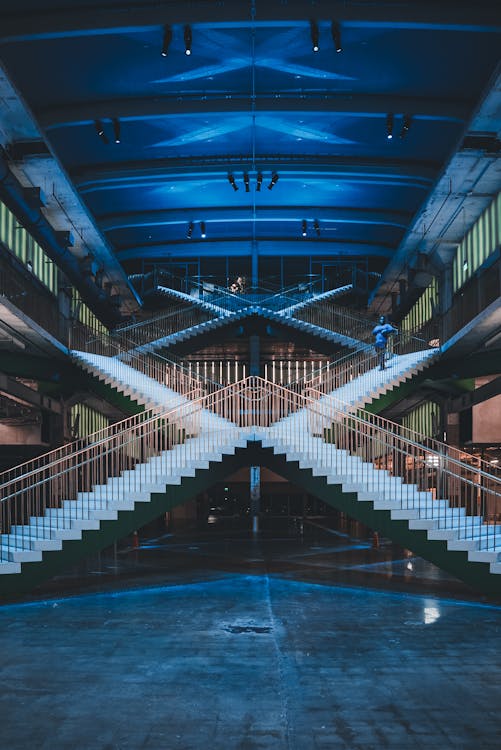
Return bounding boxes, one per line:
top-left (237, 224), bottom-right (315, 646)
top-left (372, 316), bottom-right (398, 370)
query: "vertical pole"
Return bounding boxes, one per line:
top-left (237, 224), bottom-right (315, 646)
top-left (250, 465), bottom-right (260, 533)
top-left (251, 240), bottom-right (259, 287)
top-left (249, 334), bottom-right (260, 376)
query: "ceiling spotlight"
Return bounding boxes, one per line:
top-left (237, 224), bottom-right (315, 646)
top-left (161, 24), bottom-right (172, 57)
top-left (400, 114), bottom-right (411, 139)
top-left (310, 20), bottom-right (320, 52)
top-left (314, 219), bottom-right (320, 237)
top-left (228, 173), bottom-right (238, 191)
top-left (302, 220), bottom-right (307, 237)
top-left (187, 221), bottom-right (194, 239)
top-left (184, 25), bottom-right (192, 55)
top-left (331, 21), bottom-right (342, 53)
top-left (94, 120), bottom-right (108, 144)
top-left (267, 173), bottom-right (279, 190)
top-left (200, 221), bottom-right (206, 238)
top-left (386, 113), bottom-right (394, 140)
top-left (256, 172), bottom-right (263, 191)
top-left (243, 172), bottom-right (250, 192)
top-left (112, 118), bottom-right (121, 144)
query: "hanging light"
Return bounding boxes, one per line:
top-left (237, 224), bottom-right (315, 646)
top-left (187, 221), bottom-right (194, 239)
top-left (161, 25), bottom-right (172, 57)
top-left (243, 172), bottom-right (250, 192)
top-left (112, 118), bottom-right (121, 144)
top-left (256, 172), bottom-right (263, 191)
top-left (386, 113), bottom-right (394, 140)
top-left (200, 221), bottom-right (206, 238)
top-left (400, 114), bottom-right (411, 139)
top-left (184, 25), bottom-right (192, 55)
top-left (302, 220), bottom-right (307, 237)
top-left (267, 173), bottom-right (279, 190)
top-left (94, 120), bottom-right (108, 144)
top-left (331, 21), bottom-right (342, 53)
top-left (228, 173), bottom-right (238, 191)
top-left (310, 20), bottom-right (320, 52)
top-left (314, 219), bottom-right (320, 237)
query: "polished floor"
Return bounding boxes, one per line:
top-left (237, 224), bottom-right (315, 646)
top-left (1, 519), bottom-right (500, 749)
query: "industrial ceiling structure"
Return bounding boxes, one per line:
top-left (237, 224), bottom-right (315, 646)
top-left (0, 0), bottom-right (500, 316)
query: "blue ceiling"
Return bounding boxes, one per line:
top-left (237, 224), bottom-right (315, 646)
top-left (0, 1), bottom-right (500, 286)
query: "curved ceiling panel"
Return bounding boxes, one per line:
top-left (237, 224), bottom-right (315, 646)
top-left (0, 0), bottom-right (500, 288)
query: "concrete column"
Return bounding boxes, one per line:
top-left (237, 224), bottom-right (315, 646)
top-left (249, 335), bottom-right (260, 376)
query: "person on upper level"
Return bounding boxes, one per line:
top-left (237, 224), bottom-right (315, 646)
top-left (372, 315), bottom-right (398, 370)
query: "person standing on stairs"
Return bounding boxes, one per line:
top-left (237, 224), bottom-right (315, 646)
top-left (372, 316), bottom-right (398, 370)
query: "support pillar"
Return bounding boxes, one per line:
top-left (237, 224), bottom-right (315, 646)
top-left (249, 335), bottom-right (260, 376)
top-left (250, 465), bottom-right (260, 533)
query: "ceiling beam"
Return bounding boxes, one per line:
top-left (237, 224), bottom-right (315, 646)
top-left (100, 207), bottom-right (410, 233)
top-left (116, 239), bottom-right (394, 261)
top-left (0, 1), bottom-right (499, 41)
top-left (73, 157), bottom-right (437, 193)
top-left (39, 95), bottom-right (468, 129)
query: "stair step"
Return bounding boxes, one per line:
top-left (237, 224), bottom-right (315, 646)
top-left (34, 514), bottom-right (101, 531)
top-left (0, 546), bottom-right (43, 563)
top-left (23, 523), bottom-right (84, 541)
top-left (2, 534), bottom-right (63, 552)
top-left (468, 549), bottom-right (501, 564)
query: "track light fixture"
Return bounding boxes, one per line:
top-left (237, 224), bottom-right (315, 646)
top-left (94, 120), bottom-right (108, 144)
top-left (184, 25), bottom-right (192, 55)
top-left (331, 21), bottom-right (342, 53)
top-left (243, 172), bottom-right (250, 192)
top-left (187, 221), bottom-right (194, 239)
top-left (161, 25), bottom-right (172, 57)
top-left (112, 118), bottom-right (121, 144)
top-left (256, 172), bottom-right (263, 191)
top-left (267, 173), bottom-right (279, 190)
top-left (302, 220), bottom-right (307, 237)
top-left (228, 173), bottom-right (238, 191)
top-left (314, 219), bottom-right (320, 237)
top-left (386, 113), bottom-right (394, 140)
top-left (200, 221), bottom-right (206, 238)
top-left (400, 114), bottom-right (411, 139)
top-left (310, 20), bottom-right (320, 52)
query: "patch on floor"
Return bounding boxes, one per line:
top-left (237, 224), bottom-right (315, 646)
top-left (224, 624), bottom-right (272, 634)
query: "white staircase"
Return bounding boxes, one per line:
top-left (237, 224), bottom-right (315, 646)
top-left (133, 309), bottom-right (247, 354)
top-left (72, 350), bottom-right (196, 411)
top-left (156, 285), bottom-right (230, 315)
top-left (2, 376), bottom-right (499, 589)
top-left (261, 421), bottom-right (501, 576)
top-left (1, 432), bottom-right (247, 573)
top-left (278, 284), bottom-right (353, 315)
top-left (262, 308), bottom-right (364, 351)
top-left (325, 348), bottom-right (438, 409)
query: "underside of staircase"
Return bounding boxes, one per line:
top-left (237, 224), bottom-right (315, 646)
top-left (0, 441), bottom-right (254, 595)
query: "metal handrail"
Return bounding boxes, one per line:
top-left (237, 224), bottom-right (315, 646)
top-left (286, 330), bottom-right (435, 390)
top-left (1, 377), bottom-right (500, 559)
top-left (70, 322), bottom-right (224, 398)
top-left (292, 300), bottom-right (380, 343)
top-left (111, 304), bottom-right (217, 349)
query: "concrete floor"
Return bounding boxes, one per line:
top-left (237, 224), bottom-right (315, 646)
top-left (1, 520), bottom-right (500, 749)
